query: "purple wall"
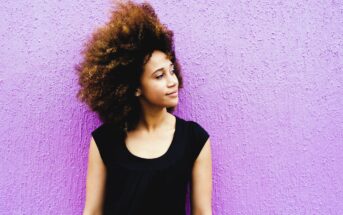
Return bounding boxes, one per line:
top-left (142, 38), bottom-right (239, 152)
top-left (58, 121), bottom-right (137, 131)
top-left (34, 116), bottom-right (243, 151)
top-left (1, 0), bottom-right (342, 214)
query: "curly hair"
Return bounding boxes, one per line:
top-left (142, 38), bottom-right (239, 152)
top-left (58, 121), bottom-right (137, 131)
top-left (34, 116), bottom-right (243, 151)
top-left (75, 0), bottom-right (183, 133)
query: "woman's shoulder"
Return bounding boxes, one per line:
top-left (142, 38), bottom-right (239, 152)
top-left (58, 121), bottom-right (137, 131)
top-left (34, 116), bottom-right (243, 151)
top-left (91, 122), bottom-right (111, 137)
top-left (91, 121), bottom-right (123, 141)
top-left (177, 117), bottom-right (210, 163)
top-left (174, 115), bottom-right (209, 138)
top-left (188, 120), bottom-right (209, 138)
top-left (179, 116), bottom-right (207, 132)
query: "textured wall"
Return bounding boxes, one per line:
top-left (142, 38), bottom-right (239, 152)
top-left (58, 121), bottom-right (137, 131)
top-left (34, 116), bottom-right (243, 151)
top-left (1, 0), bottom-right (342, 214)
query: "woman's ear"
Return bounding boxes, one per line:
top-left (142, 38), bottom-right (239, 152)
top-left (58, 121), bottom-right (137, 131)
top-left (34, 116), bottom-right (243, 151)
top-left (135, 88), bottom-right (141, 97)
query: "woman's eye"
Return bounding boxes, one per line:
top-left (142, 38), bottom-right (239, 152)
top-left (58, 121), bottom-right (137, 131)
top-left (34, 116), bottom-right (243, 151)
top-left (156, 74), bottom-right (164, 79)
top-left (156, 67), bottom-right (174, 79)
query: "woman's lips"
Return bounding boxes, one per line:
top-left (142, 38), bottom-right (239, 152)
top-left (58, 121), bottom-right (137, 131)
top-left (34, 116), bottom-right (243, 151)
top-left (167, 91), bottom-right (178, 97)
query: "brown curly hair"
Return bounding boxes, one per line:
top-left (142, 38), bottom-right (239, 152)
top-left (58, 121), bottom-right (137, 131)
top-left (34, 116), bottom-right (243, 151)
top-left (75, 0), bottom-right (183, 133)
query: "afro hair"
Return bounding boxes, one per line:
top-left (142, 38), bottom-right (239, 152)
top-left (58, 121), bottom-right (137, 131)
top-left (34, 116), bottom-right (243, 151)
top-left (75, 0), bottom-right (183, 133)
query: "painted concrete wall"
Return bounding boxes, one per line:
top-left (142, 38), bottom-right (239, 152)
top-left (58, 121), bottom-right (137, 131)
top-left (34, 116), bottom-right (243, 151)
top-left (1, 0), bottom-right (342, 214)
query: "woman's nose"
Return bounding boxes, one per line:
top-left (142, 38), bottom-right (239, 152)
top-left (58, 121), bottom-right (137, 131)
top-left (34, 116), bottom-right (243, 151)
top-left (167, 76), bottom-right (177, 87)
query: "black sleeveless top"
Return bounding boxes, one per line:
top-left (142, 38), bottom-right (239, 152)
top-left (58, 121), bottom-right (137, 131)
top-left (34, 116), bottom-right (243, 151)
top-left (91, 115), bottom-right (210, 215)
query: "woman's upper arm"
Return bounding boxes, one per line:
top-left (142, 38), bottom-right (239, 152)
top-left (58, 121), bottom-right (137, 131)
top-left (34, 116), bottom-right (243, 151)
top-left (83, 136), bottom-right (107, 215)
top-left (191, 138), bottom-right (213, 215)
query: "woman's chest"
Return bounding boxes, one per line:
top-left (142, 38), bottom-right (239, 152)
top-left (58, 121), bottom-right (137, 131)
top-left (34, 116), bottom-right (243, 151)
top-left (124, 128), bottom-right (176, 159)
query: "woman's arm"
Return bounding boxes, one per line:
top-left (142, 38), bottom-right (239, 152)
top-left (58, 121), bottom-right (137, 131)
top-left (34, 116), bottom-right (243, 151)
top-left (191, 138), bottom-right (213, 215)
top-left (83, 137), bottom-right (107, 215)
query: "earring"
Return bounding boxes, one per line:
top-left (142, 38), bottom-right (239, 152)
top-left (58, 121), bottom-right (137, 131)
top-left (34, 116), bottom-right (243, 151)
top-left (135, 91), bottom-right (140, 96)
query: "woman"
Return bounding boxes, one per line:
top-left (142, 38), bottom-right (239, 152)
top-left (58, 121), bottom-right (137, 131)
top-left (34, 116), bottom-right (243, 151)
top-left (76, 1), bottom-right (212, 214)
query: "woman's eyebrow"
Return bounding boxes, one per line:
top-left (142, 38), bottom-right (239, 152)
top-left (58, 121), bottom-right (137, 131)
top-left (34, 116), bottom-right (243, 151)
top-left (151, 63), bottom-right (174, 76)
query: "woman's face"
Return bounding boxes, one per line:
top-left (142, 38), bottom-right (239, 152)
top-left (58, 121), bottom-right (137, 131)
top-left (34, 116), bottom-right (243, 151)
top-left (137, 50), bottom-right (179, 109)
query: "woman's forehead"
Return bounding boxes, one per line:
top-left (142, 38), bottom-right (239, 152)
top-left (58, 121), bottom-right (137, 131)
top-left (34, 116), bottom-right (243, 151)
top-left (145, 51), bottom-right (171, 73)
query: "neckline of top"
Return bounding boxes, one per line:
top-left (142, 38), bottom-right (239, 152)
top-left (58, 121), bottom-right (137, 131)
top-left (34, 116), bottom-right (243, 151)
top-left (122, 115), bottom-right (180, 162)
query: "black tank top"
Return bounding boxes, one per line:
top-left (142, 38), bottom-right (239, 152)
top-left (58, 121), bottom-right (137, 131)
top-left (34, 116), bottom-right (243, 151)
top-left (91, 115), bottom-right (210, 215)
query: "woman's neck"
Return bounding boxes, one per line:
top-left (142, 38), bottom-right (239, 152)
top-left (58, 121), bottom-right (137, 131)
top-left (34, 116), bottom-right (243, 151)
top-left (137, 110), bottom-right (172, 133)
